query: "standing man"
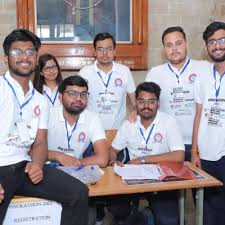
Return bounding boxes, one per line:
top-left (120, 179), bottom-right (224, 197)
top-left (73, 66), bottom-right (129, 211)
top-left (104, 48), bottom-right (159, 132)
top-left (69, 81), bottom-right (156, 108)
top-left (192, 21), bottom-right (225, 225)
top-left (0, 29), bottom-right (88, 225)
top-left (48, 75), bottom-right (108, 168)
top-left (110, 82), bottom-right (185, 225)
top-left (145, 26), bottom-right (210, 161)
top-left (79, 32), bottom-right (136, 130)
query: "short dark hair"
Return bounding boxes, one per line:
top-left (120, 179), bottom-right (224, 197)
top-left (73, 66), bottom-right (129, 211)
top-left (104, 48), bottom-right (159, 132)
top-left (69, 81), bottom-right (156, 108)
top-left (135, 82), bottom-right (161, 100)
top-left (203, 21), bottom-right (225, 43)
top-left (33, 54), bottom-right (63, 93)
top-left (3, 29), bottom-right (41, 56)
top-left (93, 32), bottom-right (116, 49)
top-left (162, 26), bottom-right (186, 44)
top-left (58, 75), bottom-right (88, 93)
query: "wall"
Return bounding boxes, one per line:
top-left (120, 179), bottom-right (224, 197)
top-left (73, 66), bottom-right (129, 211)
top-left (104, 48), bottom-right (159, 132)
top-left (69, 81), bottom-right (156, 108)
top-left (0, 0), bottom-right (224, 83)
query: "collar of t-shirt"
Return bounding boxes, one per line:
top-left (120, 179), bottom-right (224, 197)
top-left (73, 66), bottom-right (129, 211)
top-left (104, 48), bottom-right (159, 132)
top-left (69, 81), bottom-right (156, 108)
top-left (94, 60), bottom-right (120, 75)
top-left (134, 112), bottom-right (160, 131)
top-left (43, 84), bottom-right (58, 95)
top-left (167, 57), bottom-right (190, 75)
top-left (5, 70), bottom-right (35, 99)
top-left (58, 105), bottom-right (86, 125)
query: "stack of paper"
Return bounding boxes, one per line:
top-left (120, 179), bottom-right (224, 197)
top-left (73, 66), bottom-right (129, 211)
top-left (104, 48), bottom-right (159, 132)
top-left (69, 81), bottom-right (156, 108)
top-left (114, 163), bottom-right (162, 180)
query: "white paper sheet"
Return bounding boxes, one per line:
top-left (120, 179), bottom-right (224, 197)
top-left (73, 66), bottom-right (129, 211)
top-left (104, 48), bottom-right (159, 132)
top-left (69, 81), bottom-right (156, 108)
top-left (114, 163), bottom-right (163, 180)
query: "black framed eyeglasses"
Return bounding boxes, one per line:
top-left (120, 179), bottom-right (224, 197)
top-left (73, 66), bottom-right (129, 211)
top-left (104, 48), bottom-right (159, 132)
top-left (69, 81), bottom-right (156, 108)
top-left (63, 90), bottom-right (89, 99)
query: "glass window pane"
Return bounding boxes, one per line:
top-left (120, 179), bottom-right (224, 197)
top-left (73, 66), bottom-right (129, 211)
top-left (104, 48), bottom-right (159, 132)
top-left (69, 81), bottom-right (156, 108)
top-left (36, 0), bottom-right (132, 43)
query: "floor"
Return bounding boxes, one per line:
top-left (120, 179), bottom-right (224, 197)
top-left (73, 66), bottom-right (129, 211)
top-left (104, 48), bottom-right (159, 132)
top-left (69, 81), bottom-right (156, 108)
top-left (101, 190), bottom-right (196, 225)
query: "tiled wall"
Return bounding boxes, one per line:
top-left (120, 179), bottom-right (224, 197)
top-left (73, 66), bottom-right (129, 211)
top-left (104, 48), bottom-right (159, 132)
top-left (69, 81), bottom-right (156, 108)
top-left (0, 0), bottom-right (224, 83)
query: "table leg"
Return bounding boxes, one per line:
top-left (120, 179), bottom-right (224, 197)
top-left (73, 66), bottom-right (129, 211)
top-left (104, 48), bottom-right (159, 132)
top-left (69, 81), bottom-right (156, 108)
top-left (195, 188), bottom-right (204, 225)
top-left (179, 189), bottom-right (185, 225)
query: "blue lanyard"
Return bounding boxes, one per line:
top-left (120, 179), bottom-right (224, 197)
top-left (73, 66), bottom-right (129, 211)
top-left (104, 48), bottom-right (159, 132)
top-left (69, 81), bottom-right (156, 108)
top-left (213, 66), bottom-right (225, 99)
top-left (65, 116), bottom-right (79, 149)
top-left (167, 58), bottom-right (190, 84)
top-left (97, 71), bottom-right (113, 91)
top-left (44, 90), bottom-right (58, 106)
top-left (139, 124), bottom-right (155, 148)
top-left (3, 75), bottom-right (35, 116)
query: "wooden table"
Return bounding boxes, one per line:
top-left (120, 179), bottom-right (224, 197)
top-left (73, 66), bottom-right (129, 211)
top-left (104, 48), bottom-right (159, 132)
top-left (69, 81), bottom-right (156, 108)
top-left (89, 163), bottom-right (223, 225)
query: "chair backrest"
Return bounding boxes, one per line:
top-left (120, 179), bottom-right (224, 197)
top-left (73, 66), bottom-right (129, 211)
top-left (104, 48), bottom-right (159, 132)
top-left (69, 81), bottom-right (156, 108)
top-left (105, 129), bottom-right (117, 145)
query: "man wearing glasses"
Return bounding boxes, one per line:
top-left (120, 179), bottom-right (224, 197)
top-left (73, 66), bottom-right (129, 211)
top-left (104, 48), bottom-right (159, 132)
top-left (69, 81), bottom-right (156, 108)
top-left (47, 75), bottom-right (108, 168)
top-left (192, 21), bottom-right (225, 225)
top-left (0, 29), bottom-right (88, 225)
top-left (110, 82), bottom-right (185, 225)
top-left (79, 32), bottom-right (136, 130)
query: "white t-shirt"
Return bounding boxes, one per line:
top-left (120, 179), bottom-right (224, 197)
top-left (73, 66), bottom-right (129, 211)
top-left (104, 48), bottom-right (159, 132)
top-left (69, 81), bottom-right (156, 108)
top-left (195, 63), bottom-right (225, 161)
top-left (48, 107), bottom-right (106, 159)
top-left (112, 111), bottom-right (184, 160)
top-left (0, 71), bottom-right (49, 166)
top-left (145, 58), bottom-right (211, 144)
top-left (79, 60), bottom-right (136, 130)
top-left (43, 85), bottom-right (61, 108)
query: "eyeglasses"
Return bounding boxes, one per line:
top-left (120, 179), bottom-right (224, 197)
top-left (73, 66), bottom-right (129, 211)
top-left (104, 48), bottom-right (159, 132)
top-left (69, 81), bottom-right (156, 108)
top-left (64, 90), bottom-right (89, 99)
top-left (207, 37), bottom-right (225, 47)
top-left (136, 99), bottom-right (158, 106)
top-left (9, 48), bottom-right (37, 58)
top-left (96, 47), bottom-right (114, 54)
top-left (43, 65), bottom-right (58, 73)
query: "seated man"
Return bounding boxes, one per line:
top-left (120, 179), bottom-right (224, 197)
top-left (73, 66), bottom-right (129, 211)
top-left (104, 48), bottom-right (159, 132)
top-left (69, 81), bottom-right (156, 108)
top-left (110, 82), bottom-right (185, 225)
top-left (47, 75), bottom-right (109, 168)
top-left (0, 29), bottom-right (88, 225)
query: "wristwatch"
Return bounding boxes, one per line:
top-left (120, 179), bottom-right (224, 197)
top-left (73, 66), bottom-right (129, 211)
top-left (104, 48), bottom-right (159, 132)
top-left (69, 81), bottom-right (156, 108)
top-left (140, 156), bottom-right (146, 164)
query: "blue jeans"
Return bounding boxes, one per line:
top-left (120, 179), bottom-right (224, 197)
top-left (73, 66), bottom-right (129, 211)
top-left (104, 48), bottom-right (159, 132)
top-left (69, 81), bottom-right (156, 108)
top-left (0, 161), bottom-right (89, 225)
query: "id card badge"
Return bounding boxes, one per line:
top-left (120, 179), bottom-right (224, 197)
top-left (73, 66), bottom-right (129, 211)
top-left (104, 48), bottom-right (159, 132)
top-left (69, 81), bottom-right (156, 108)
top-left (16, 120), bottom-right (30, 143)
top-left (101, 92), bottom-right (113, 106)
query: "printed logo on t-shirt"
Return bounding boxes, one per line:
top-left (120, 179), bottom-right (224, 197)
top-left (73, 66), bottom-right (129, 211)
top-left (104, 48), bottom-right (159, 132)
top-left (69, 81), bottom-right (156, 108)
top-left (33, 105), bottom-right (41, 117)
top-left (188, 73), bottom-right (197, 83)
top-left (78, 132), bottom-right (86, 142)
top-left (153, 133), bottom-right (163, 143)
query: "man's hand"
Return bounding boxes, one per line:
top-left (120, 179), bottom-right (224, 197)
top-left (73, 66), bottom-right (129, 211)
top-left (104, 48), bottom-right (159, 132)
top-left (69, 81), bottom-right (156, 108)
top-left (127, 158), bottom-right (141, 165)
top-left (0, 184), bottom-right (4, 204)
top-left (25, 162), bottom-right (44, 184)
top-left (58, 153), bottom-right (82, 167)
top-left (127, 110), bottom-right (137, 123)
top-left (191, 151), bottom-right (201, 168)
top-left (115, 161), bottom-right (124, 167)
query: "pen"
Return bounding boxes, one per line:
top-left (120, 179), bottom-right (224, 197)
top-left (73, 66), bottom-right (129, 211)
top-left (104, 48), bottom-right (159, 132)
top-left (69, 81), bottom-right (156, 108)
top-left (74, 165), bottom-right (84, 171)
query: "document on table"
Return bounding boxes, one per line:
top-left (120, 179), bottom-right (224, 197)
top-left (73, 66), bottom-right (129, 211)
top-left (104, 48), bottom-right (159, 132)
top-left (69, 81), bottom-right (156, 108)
top-left (114, 163), bottom-right (163, 180)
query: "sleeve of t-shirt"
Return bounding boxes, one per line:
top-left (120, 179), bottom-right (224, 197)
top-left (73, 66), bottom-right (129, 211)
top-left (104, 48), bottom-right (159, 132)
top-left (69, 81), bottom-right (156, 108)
top-left (165, 116), bottom-right (185, 152)
top-left (145, 69), bottom-right (153, 82)
top-left (38, 96), bottom-right (49, 129)
top-left (126, 68), bottom-right (136, 93)
top-left (111, 121), bottom-right (129, 151)
top-left (194, 76), bottom-right (203, 104)
top-left (89, 114), bottom-right (106, 143)
top-left (78, 67), bottom-right (85, 78)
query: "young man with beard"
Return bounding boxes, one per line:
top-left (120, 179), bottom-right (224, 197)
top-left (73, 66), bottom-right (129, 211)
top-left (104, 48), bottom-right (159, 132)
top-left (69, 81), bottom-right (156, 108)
top-left (0, 29), bottom-right (88, 225)
top-left (47, 75), bottom-right (108, 168)
top-left (192, 21), bottom-right (225, 225)
top-left (110, 82), bottom-right (185, 225)
top-left (145, 27), bottom-right (211, 161)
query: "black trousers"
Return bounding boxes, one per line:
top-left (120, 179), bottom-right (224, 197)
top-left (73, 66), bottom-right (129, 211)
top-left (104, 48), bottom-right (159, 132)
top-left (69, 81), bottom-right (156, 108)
top-left (0, 161), bottom-right (89, 225)
top-left (201, 156), bottom-right (225, 225)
